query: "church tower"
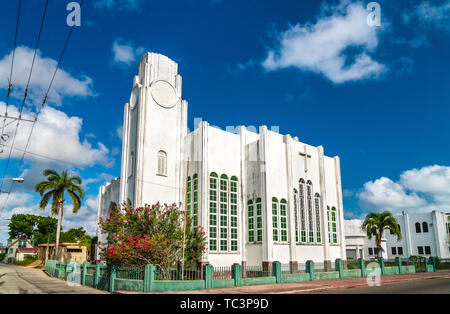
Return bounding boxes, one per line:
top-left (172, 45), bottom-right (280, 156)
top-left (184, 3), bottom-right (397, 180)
top-left (119, 53), bottom-right (188, 207)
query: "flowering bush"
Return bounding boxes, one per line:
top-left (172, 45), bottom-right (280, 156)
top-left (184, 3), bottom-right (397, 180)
top-left (99, 202), bottom-right (206, 269)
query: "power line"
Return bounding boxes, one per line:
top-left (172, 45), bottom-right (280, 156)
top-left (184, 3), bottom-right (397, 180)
top-left (1, 0), bottom-right (85, 212)
top-left (0, 0), bottom-right (49, 195)
top-left (0, 0), bottom-right (22, 137)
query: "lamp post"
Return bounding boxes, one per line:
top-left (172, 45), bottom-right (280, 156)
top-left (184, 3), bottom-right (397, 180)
top-left (0, 177), bottom-right (25, 193)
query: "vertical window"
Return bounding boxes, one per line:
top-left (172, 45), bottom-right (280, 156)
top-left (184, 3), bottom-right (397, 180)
top-left (256, 198), bottom-right (262, 242)
top-left (331, 207), bottom-right (338, 244)
top-left (425, 246), bottom-right (431, 255)
top-left (306, 181), bottom-right (314, 243)
top-left (230, 176), bottom-right (238, 252)
top-left (193, 174), bottom-right (198, 227)
top-left (422, 222), bottom-right (428, 233)
top-left (187, 176), bottom-right (192, 217)
top-left (368, 248), bottom-right (373, 255)
top-left (248, 200), bottom-right (254, 243)
top-left (391, 247), bottom-right (397, 255)
top-left (415, 222), bottom-right (421, 233)
top-left (272, 197), bottom-right (278, 242)
top-left (220, 174), bottom-right (228, 252)
top-left (280, 199), bottom-right (288, 242)
top-left (314, 193), bottom-right (321, 243)
top-left (327, 206), bottom-right (331, 243)
top-left (157, 151), bottom-right (167, 176)
top-left (293, 189), bottom-right (299, 243)
top-left (299, 179), bottom-right (307, 243)
top-left (209, 173), bottom-right (218, 252)
top-left (398, 247), bottom-right (403, 255)
top-left (418, 246), bottom-right (424, 255)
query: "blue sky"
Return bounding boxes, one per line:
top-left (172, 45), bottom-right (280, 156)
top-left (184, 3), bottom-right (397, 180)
top-left (0, 0), bottom-right (449, 244)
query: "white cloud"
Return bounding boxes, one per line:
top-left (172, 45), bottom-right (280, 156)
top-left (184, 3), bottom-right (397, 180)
top-left (399, 165), bottom-right (450, 195)
top-left (116, 125), bottom-right (123, 140)
top-left (357, 165), bottom-right (450, 215)
top-left (403, 0), bottom-right (450, 30)
top-left (0, 47), bottom-right (94, 106)
top-left (262, 1), bottom-right (387, 83)
top-left (111, 39), bottom-right (145, 67)
top-left (0, 102), bottom-right (111, 167)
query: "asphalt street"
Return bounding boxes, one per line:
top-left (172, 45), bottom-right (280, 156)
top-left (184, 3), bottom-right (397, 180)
top-left (308, 277), bottom-right (450, 294)
top-left (0, 263), bottom-right (106, 294)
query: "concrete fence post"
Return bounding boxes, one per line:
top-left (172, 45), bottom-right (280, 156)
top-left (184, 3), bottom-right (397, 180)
top-left (377, 257), bottom-right (385, 276)
top-left (335, 259), bottom-right (344, 278)
top-left (232, 263), bottom-right (242, 287)
top-left (59, 261), bottom-right (65, 279)
top-left (428, 256), bottom-right (436, 272)
top-left (358, 258), bottom-right (366, 277)
top-left (272, 261), bottom-right (281, 283)
top-left (109, 265), bottom-right (117, 293)
top-left (395, 257), bottom-right (402, 274)
top-left (306, 260), bottom-right (315, 281)
top-left (81, 262), bottom-right (88, 285)
top-left (94, 263), bottom-right (101, 288)
top-left (204, 264), bottom-right (214, 289)
top-left (144, 264), bottom-right (155, 292)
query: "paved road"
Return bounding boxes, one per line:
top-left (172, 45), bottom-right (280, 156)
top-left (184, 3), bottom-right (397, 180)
top-left (309, 277), bottom-right (450, 294)
top-left (0, 263), bottom-right (107, 294)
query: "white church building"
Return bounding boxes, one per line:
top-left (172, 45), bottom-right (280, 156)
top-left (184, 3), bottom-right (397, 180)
top-left (97, 52), bottom-right (347, 268)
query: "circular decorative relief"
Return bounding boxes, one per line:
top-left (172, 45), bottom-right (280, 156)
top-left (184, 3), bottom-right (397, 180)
top-left (150, 80), bottom-right (178, 109)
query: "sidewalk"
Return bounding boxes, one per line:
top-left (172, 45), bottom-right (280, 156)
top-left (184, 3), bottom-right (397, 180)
top-left (114, 270), bottom-right (450, 294)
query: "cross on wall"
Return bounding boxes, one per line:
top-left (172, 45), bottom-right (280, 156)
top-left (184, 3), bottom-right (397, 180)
top-left (299, 145), bottom-right (311, 173)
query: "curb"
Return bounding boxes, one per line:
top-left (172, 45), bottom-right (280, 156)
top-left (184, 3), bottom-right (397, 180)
top-left (275, 275), bottom-right (444, 294)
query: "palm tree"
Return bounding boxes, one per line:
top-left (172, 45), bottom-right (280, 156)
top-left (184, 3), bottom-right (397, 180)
top-left (34, 169), bottom-right (84, 260)
top-left (362, 211), bottom-right (402, 259)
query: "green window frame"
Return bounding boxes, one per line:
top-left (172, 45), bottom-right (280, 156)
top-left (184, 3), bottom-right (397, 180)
top-left (299, 180), bottom-right (307, 243)
top-left (256, 198), bottom-right (262, 242)
top-left (280, 199), bottom-right (288, 242)
top-left (193, 174), bottom-right (198, 227)
top-left (272, 197), bottom-right (278, 242)
top-left (314, 193), bottom-right (322, 243)
top-left (248, 200), bottom-right (254, 242)
top-left (209, 172), bottom-right (218, 252)
top-left (331, 207), bottom-right (338, 244)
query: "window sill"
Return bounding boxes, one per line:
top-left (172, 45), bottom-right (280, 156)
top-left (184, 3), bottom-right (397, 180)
top-left (156, 173), bottom-right (168, 177)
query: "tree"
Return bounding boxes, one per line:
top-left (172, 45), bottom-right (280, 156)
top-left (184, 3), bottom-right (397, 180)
top-left (362, 211), bottom-right (402, 258)
top-left (8, 214), bottom-right (57, 244)
top-left (34, 169), bottom-right (84, 260)
top-left (99, 202), bottom-right (206, 271)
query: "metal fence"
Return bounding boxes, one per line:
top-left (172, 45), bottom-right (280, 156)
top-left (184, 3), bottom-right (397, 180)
top-left (116, 265), bottom-right (145, 280)
top-left (244, 265), bottom-right (271, 278)
top-left (213, 266), bottom-right (232, 280)
top-left (436, 258), bottom-right (450, 270)
top-left (155, 266), bottom-right (204, 281)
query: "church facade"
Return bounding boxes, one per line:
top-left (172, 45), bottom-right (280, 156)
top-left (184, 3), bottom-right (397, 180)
top-left (97, 52), bottom-right (347, 268)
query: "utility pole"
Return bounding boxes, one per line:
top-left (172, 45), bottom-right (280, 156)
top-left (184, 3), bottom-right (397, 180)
top-left (181, 159), bottom-right (189, 280)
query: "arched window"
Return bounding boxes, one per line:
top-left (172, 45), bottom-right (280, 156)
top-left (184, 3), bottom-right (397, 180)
top-left (187, 176), bottom-right (192, 217)
top-left (230, 176), bottom-right (239, 252)
top-left (248, 200), bottom-right (254, 242)
top-left (193, 174), bottom-right (198, 227)
top-left (331, 207), bottom-right (338, 243)
top-left (422, 222), bottom-right (428, 233)
top-left (306, 181), bottom-right (314, 242)
top-left (314, 193), bottom-right (321, 243)
top-left (219, 174), bottom-right (228, 252)
top-left (299, 179), bottom-right (306, 243)
top-left (415, 222), bottom-right (421, 233)
top-left (209, 172), bottom-right (218, 251)
top-left (272, 197), bottom-right (279, 242)
top-left (256, 198), bottom-right (262, 242)
top-left (327, 206), bottom-right (331, 242)
top-left (157, 151), bottom-right (167, 176)
top-left (280, 199), bottom-right (288, 242)
top-left (293, 189), bottom-right (299, 243)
